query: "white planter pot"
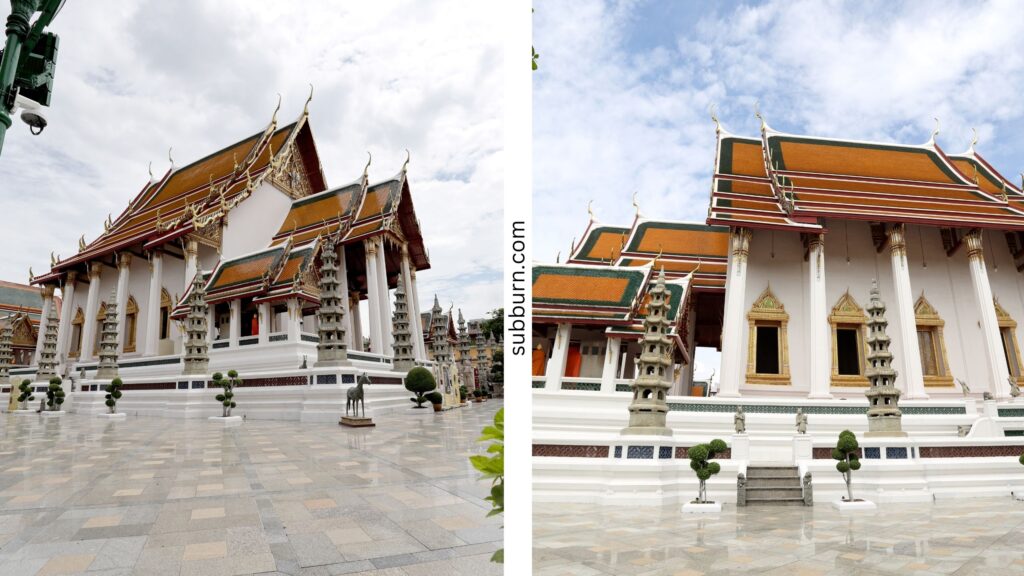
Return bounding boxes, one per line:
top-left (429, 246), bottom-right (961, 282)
top-left (682, 501), bottom-right (722, 514)
top-left (832, 499), bottom-right (877, 511)
top-left (97, 413), bottom-right (127, 420)
top-left (208, 416), bottom-right (243, 426)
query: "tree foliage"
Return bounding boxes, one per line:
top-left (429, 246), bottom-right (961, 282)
top-left (688, 439), bottom-right (726, 503)
top-left (832, 430), bottom-right (861, 501)
top-left (16, 378), bottom-right (34, 409)
top-left (470, 407), bottom-right (503, 563)
top-left (405, 366), bottom-right (436, 408)
top-left (105, 377), bottom-right (123, 414)
top-left (489, 349), bottom-right (504, 385)
top-left (480, 308), bottom-right (503, 342)
top-left (45, 377), bottom-right (64, 411)
top-left (212, 370), bottom-right (241, 417)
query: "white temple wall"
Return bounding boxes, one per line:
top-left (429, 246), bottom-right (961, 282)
top-left (743, 228), bottom-right (809, 392)
top-left (220, 181), bottom-right (291, 260)
top-left (163, 254), bottom-right (186, 354)
top-left (123, 256), bottom-right (151, 358)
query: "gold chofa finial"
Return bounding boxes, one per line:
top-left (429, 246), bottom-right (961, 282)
top-left (632, 191), bottom-right (640, 217)
top-left (930, 117), bottom-right (940, 144)
top-left (363, 151), bottom-right (372, 178)
top-left (28, 267), bottom-right (33, 282)
top-left (970, 127), bottom-right (979, 153)
top-left (587, 200), bottom-right (594, 222)
top-left (555, 251), bottom-right (560, 263)
top-left (403, 149), bottom-right (410, 173)
top-left (168, 147), bottom-right (175, 169)
top-left (303, 84), bottom-right (313, 116)
top-left (148, 161), bottom-right (155, 182)
top-left (754, 100), bottom-right (766, 132)
top-left (50, 252), bottom-right (56, 266)
top-left (271, 93), bottom-right (282, 126)
top-left (78, 235), bottom-right (86, 251)
top-left (709, 103), bottom-right (721, 134)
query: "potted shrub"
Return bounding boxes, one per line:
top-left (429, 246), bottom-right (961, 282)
top-left (831, 430), bottom-right (874, 510)
top-left (105, 378), bottom-right (123, 414)
top-left (427, 391), bottom-right (444, 412)
top-left (682, 439), bottom-right (726, 513)
top-left (473, 389), bottom-right (484, 403)
top-left (459, 385), bottom-right (468, 404)
top-left (45, 377), bottom-right (65, 412)
top-left (16, 379), bottom-right (34, 411)
top-left (405, 367), bottom-right (436, 409)
top-left (212, 370), bottom-right (241, 417)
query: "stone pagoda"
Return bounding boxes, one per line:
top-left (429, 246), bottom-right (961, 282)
top-left (429, 296), bottom-right (451, 362)
top-left (95, 291), bottom-right (120, 379)
top-left (475, 329), bottom-right (489, 391)
top-left (864, 279), bottom-right (906, 437)
top-left (315, 237), bottom-right (349, 367)
top-left (0, 322), bottom-right (12, 387)
top-left (391, 274), bottom-right (415, 371)
top-left (182, 274), bottom-right (210, 376)
top-left (622, 267), bottom-right (673, 436)
top-left (35, 305), bottom-right (59, 382)
top-left (456, 310), bottom-right (474, 392)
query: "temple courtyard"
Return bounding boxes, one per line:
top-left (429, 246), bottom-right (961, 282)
top-left (0, 402), bottom-right (503, 576)
top-left (534, 497), bottom-right (1024, 576)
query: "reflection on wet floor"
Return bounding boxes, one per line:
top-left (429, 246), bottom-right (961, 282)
top-left (535, 497), bottom-right (1024, 575)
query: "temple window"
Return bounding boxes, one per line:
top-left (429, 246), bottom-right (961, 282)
top-left (995, 298), bottom-right (1022, 378)
top-left (914, 295), bottom-right (953, 386)
top-left (159, 289), bottom-right (171, 340)
top-left (828, 292), bottom-right (869, 386)
top-left (69, 307), bottom-right (84, 357)
top-left (124, 296), bottom-right (138, 353)
top-left (745, 287), bottom-right (791, 385)
top-left (240, 298), bottom-right (258, 337)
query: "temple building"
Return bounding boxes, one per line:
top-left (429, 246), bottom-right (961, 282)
top-left (0, 280), bottom-right (59, 367)
top-left (15, 98), bottom-right (441, 417)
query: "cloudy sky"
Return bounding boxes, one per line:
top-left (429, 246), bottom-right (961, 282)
top-left (0, 0), bottom-right (503, 321)
top-left (534, 0), bottom-right (1024, 380)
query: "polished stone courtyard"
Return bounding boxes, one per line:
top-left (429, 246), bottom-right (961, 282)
top-left (0, 401), bottom-right (503, 575)
top-left (534, 497), bottom-right (1024, 576)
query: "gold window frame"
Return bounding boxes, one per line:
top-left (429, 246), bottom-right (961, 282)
top-left (914, 294), bottom-right (953, 387)
top-left (829, 292), bottom-right (870, 387)
top-left (69, 307), bottom-right (84, 358)
top-left (124, 296), bottom-right (139, 353)
top-left (746, 287), bottom-right (791, 385)
top-left (995, 298), bottom-right (1022, 380)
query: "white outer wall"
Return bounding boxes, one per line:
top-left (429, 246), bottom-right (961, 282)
top-left (740, 221), bottom-right (1024, 397)
top-left (220, 181), bottom-right (291, 261)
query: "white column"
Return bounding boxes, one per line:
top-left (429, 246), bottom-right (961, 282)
top-left (375, 238), bottom-right (393, 356)
top-left (33, 285), bottom-right (55, 364)
top-left (807, 234), bottom-right (832, 399)
top-left (184, 239), bottom-right (198, 284)
top-left (337, 246), bottom-right (352, 347)
top-left (888, 225), bottom-right (928, 399)
top-left (257, 302), bottom-right (270, 345)
top-left (401, 245), bottom-right (426, 360)
top-left (286, 298), bottom-right (302, 342)
top-left (229, 300), bottom-right (241, 346)
top-left (55, 272), bottom-right (77, 364)
top-left (144, 253), bottom-right (163, 356)
top-left (718, 228), bottom-right (752, 398)
top-left (350, 292), bottom-right (363, 351)
top-left (410, 268), bottom-right (426, 360)
top-left (364, 240), bottom-right (382, 353)
top-left (544, 323), bottom-right (572, 390)
top-left (966, 230), bottom-right (1012, 399)
top-left (80, 263), bottom-right (103, 361)
top-left (600, 336), bottom-right (622, 393)
top-left (207, 308), bottom-right (216, 343)
top-left (114, 254), bottom-right (131, 354)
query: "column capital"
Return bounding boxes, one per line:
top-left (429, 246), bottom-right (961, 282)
top-left (731, 227), bottom-right (753, 262)
top-left (89, 261), bottom-right (103, 279)
top-left (807, 232), bottom-right (825, 250)
top-left (887, 223), bottom-right (906, 257)
top-left (65, 270), bottom-right (77, 284)
top-left (118, 253), bottom-right (132, 269)
top-left (364, 239), bottom-right (378, 256)
top-left (401, 242), bottom-right (410, 257)
top-left (965, 229), bottom-right (985, 262)
top-left (41, 284), bottom-right (55, 298)
top-left (185, 238), bottom-right (199, 257)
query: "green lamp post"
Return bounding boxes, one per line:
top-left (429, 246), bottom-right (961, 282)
top-left (0, 0), bottom-right (62, 157)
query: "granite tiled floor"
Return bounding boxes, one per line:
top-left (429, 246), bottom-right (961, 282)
top-left (0, 401), bottom-right (503, 575)
top-left (534, 497), bottom-right (1024, 575)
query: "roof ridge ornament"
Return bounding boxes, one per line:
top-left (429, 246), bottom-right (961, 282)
top-left (632, 191), bottom-right (641, 218)
top-left (709, 103), bottom-right (722, 134)
top-left (78, 235), bottom-right (86, 252)
top-left (969, 127), bottom-right (978, 154)
top-left (928, 117), bottom-right (940, 145)
top-left (754, 100), bottom-right (768, 133)
top-left (303, 84), bottom-right (313, 117)
top-left (402, 149), bottom-right (410, 173)
top-left (271, 93), bottom-right (281, 128)
top-left (363, 151), bottom-right (372, 179)
top-left (148, 162), bottom-right (156, 183)
top-left (168, 147), bottom-right (175, 170)
top-left (587, 199), bottom-right (594, 223)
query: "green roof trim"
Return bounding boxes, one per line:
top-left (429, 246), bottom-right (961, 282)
top-left (573, 225), bottom-right (630, 262)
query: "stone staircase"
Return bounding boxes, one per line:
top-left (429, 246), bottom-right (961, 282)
top-left (745, 465), bottom-right (806, 506)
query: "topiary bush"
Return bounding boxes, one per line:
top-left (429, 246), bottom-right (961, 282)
top-left (45, 377), bottom-right (65, 412)
top-left (16, 379), bottom-right (34, 410)
top-left (212, 370), bottom-right (241, 417)
top-left (426, 391), bottom-right (443, 406)
top-left (688, 438), bottom-right (727, 503)
top-left (458, 385), bottom-right (468, 403)
top-left (105, 378), bottom-right (123, 414)
top-left (832, 430), bottom-right (862, 502)
top-left (405, 367), bottom-right (436, 408)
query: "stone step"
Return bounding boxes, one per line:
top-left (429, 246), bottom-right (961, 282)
top-left (746, 477), bottom-right (803, 488)
top-left (746, 466), bottom-right (799, 479)
top-left (746, 487), bottom-right (804, 498)
top-left (745, 498), bottom-right (806, 506)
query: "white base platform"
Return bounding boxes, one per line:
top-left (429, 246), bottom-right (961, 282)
top-left (10, 410), bottom-right (36, 414)
top-left (1013, 490), bottom-right (1024, 501)
top-left (832, 499), bottom-right (877, 511)
top-left (682, 501), bottom-right (722, 514)
top-left (208, 416), bottom-right (243, 426)
top-left (96, 413), bottom-right (127, 420)
top-left (40, 411), bottom-right (66, 418)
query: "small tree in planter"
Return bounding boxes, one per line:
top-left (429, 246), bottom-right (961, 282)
top-left (688, 439), bottom-right (726, 504)
top-left (427, 391), bottom-right (444, 412)
top-left (16, 379), bottom-right (34, 410)
top-left (104, 378), bottom-right (123, 414)
top-left (45, 377), bottom-right (65, 411)
top-left (832, 430), bottom-right (862, 502)
top-left (405, 367), bottom-right (435, 408)
top-left (212, 370), bottom-right (241, 417)
top-left (458, 385), bottom-right (468, 403)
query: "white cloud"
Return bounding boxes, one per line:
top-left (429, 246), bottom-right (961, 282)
top-left (0, 0), bottom-right (503, 320)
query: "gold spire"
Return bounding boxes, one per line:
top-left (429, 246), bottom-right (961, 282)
top-left (78, 235), bottom-right (86, 252)
top-left (363, 151), bottom-right (372, 178)
top-left (303, 84), bottom-right (313, 117)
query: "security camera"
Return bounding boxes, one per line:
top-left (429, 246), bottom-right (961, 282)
top-left (13, 93), bottom-right (48, 135)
